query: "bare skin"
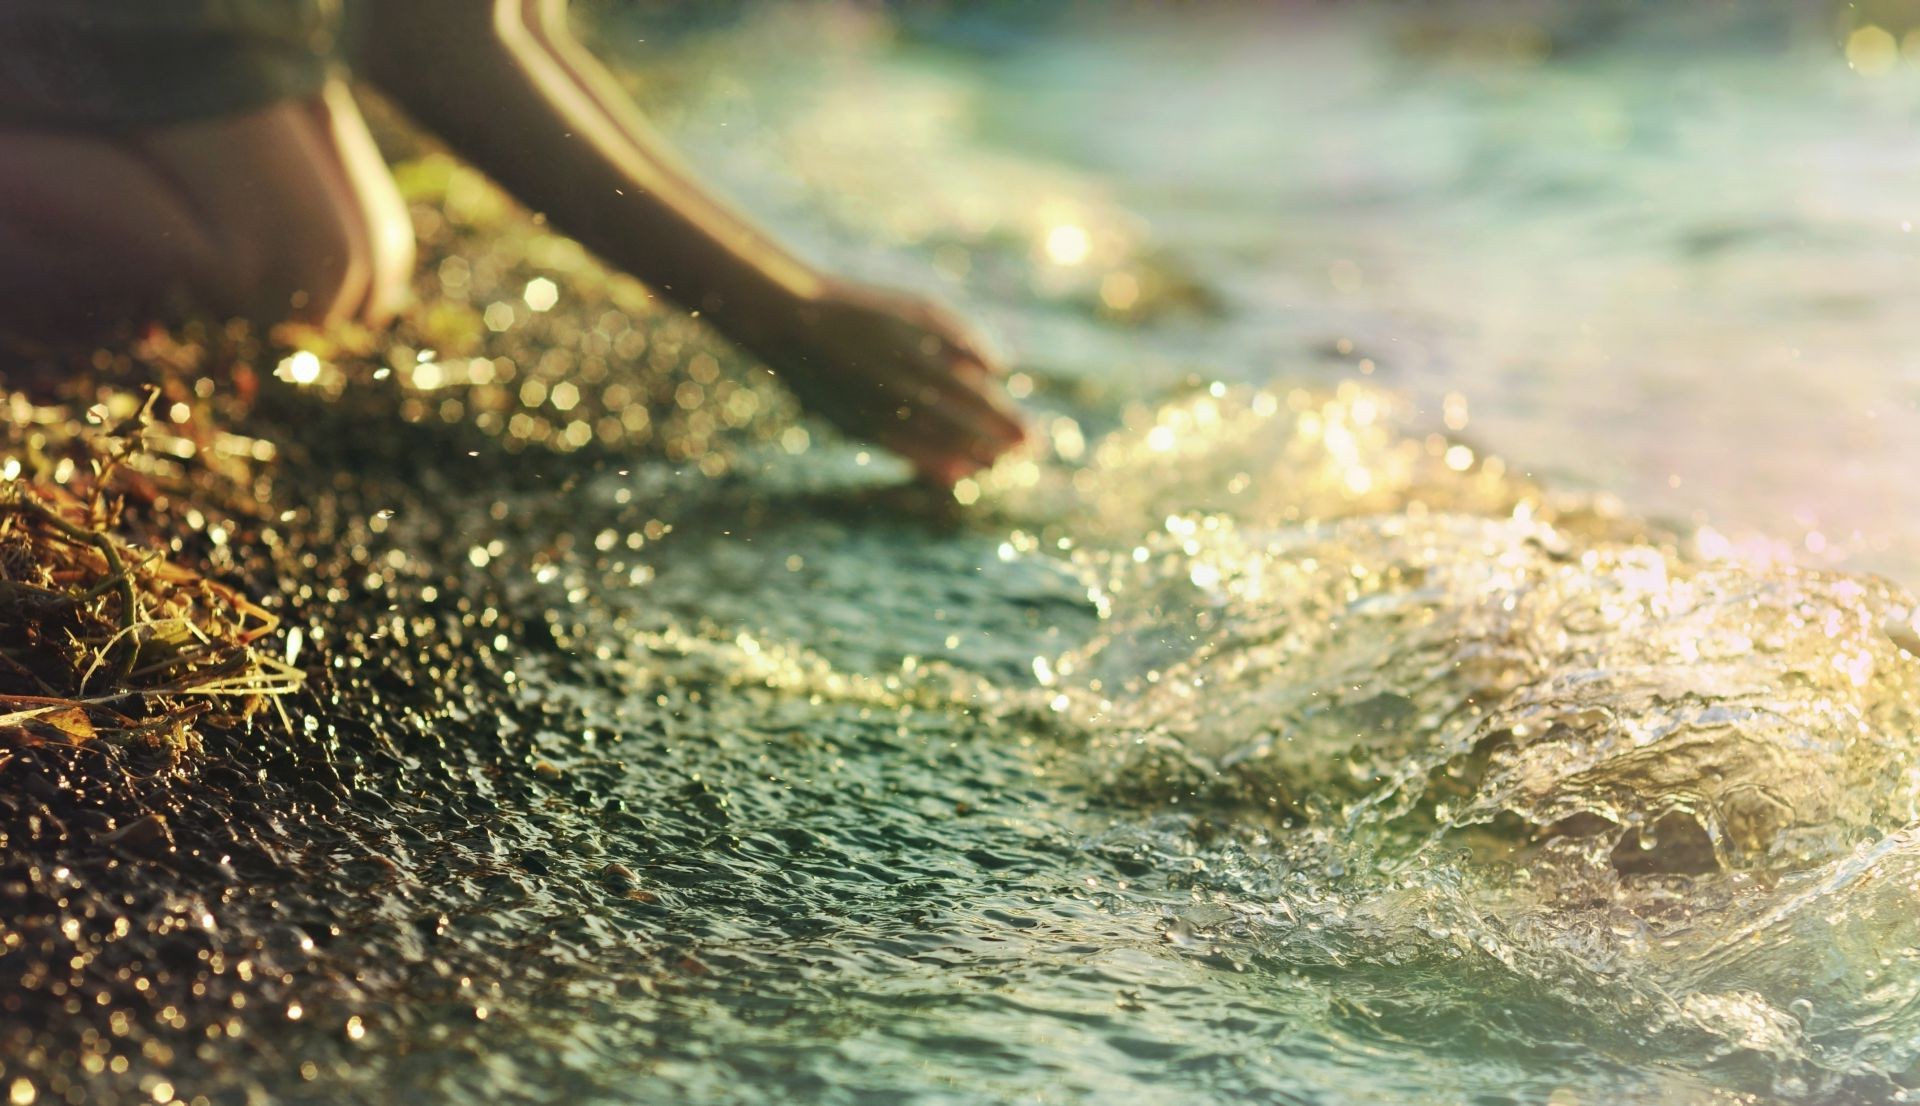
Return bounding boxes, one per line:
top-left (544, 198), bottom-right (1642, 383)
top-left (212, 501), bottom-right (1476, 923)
top-left (0, 0), bottom-right (1024, 485)
top-left (0, 84), bottom-right (408, 332)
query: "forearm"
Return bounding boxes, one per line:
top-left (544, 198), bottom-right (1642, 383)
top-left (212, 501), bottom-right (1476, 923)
top-left (356, 0), bottom-right (826, 346)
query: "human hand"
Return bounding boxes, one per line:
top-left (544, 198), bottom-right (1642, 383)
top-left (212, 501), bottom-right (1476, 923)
top-left (747, 282), bottom-right (1027, 486)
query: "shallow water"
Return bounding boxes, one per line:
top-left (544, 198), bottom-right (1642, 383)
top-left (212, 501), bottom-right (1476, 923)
top-left (8, 4), bottom-right (1920, 1105)
top-left (385, 7), bottom-right (1918, 1101)
top-left (666, 2), bottom-right (1920, 584)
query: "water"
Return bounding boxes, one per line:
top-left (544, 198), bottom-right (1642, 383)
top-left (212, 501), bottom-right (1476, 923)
top-left (665, 1), bottom-right (1920, 583)
top-left (6, 4), bottom-right (1920, 1105)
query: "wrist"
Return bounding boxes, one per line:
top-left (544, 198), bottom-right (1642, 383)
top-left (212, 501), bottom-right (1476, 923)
top-left (706, 271), bottom-right (844, 360)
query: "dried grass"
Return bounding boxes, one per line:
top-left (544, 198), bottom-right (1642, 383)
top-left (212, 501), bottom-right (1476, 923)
top-left (0, 391), bottom-right (301, 758)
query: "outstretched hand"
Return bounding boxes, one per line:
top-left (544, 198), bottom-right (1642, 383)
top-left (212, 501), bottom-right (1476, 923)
top-left (357, 0), bottom-right (1025, 484)
top-left (748, 282), bottom-right (1027, 487)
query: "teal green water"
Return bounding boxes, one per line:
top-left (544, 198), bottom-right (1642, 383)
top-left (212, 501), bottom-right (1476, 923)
top-left (10, 5), bottom-right (1920, 1105)
top-left (352, 7), bottom-right (1919, 1103)
top-left (317, 7), bottom-right (1920, 1102)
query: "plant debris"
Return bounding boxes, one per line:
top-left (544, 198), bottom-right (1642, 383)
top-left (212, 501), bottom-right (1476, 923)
top-left (0, 391), bottom-right (300, 758)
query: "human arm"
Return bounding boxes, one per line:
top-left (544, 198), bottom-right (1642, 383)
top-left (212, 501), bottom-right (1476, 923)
top-left (354, 0), bottom-right (1024, 483)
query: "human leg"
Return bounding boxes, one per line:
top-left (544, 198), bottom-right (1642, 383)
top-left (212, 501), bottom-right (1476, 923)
top-left (0, 80), bottom-right (413, 338)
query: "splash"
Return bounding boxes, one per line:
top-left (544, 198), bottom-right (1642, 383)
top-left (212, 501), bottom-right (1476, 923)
top-left (1046, 389), bottom-right (1920, 877)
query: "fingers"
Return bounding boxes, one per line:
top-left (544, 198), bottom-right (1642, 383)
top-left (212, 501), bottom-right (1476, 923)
top-left (913, 362), bottom-right (1026, 452)
top-left (871, 377), bottom-right (1026, 488)
top-left (891, 293), bottom-right (1006, 376)
top-left (770, 287), bottom-right (1027, 486)
top-left (887, 332), bottom-right (1028, 483)
top-left (938, 325), bottom-right (1008, 380)
top-left (943, 349), bottom-right (997, 393)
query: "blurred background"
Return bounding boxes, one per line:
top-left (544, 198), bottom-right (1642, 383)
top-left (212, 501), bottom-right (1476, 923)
top-left (589, 0), bottom-right (1920, 585)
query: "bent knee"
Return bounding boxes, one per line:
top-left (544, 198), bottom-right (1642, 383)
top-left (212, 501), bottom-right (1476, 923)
top-left (230, 180), bottom-right (412, 330)
top-left (241, 200), bottom-right (373, 328)
top-left (0, 129), bottom-right (224, 334)
top-left (0, 89), bottom-right (416, 337)
top-left (135, 89), bottom-right (414, 330)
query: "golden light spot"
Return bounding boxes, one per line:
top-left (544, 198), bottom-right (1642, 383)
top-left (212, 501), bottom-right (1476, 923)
top-left (483, 302), bottom-right (516, 331)
top-left (724, 390), bottom-right (760, 422)
top-left (952, 478), bottom-right (980, 505)
top-left (1044, 223), bottom-right (1091, 266)
top-left (1847, 25), bottom-right (1899, 75)
top-left (276, 351), bottom-right (322, 386)
top-left (1442, 391), bottom-right (1470, 431)
top-left (10, 1078), bottom-right (35, 1106)
top-left (151, 1082), bottom-right (173, 1103)
top-left (411, 361), bottom-right (445, 390)
top-left (1617, 556), bottom-right (1669, 594)
top-left (346, 1015), bottom-right (366, 1041)
top-left (524, 277), bottom-right (560, 312)
top-left (1050, 417), bottom-right (1085, 461)
top-left (1445, 444), bottom-right (1475, 471)
top-left (286, 1002), bottom-right (303, 1020)
top-left (1323, 422), bottom-right (1357, 464)
top-left (1835, 649), bottom-right (1874, 687)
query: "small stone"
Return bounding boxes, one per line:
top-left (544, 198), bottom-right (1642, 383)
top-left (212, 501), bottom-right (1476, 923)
top-left (98, 813), bottom-right (172, 856)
